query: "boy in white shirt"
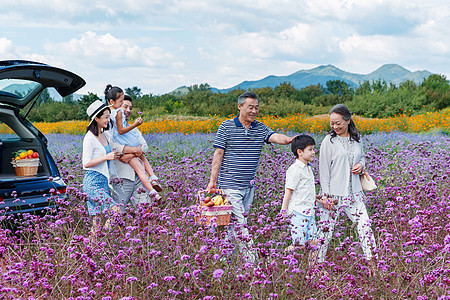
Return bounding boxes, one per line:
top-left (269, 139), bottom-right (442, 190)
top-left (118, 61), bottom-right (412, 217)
top-left (281, 135), bottom-right (334, 256)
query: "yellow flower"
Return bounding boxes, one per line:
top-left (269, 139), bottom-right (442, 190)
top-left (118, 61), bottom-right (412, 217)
top-left (14, 111), bottom-right (448, 135)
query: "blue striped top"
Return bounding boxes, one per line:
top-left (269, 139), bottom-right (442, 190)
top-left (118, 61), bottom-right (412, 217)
top-left (213, 116), bottom-right (274, 189)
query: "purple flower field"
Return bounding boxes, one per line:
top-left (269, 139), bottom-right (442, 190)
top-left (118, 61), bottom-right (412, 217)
top-left (1, 132), bottom-right (449, 299)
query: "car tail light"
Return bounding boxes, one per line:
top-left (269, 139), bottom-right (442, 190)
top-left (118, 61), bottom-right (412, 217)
top-left (51, 187), bottom-right (66, 195)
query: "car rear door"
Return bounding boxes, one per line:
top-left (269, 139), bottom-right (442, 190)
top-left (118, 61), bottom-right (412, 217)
top-left (0, 60), bottom-right (86, 109)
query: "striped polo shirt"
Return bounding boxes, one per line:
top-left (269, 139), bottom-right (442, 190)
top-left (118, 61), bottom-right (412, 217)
top-left (213, 116), bottom-right (274, 189)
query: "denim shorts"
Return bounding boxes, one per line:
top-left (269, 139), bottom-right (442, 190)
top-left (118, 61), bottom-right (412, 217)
top-left (290, 210), bottom-right (317, 246)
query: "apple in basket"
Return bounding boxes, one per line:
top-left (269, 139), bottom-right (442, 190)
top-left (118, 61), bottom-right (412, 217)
top-left (203, 197), bottom-right (215, 207)
top-left (14, 149), bottom-right (39, 160)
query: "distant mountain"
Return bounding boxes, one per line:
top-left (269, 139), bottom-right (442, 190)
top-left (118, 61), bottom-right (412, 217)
top-left (169, 86), bottom-right (190, 95)
top-left (202, 64), bottom-right (433, 94)
top-left (364, 64), bottom-right (432, 85)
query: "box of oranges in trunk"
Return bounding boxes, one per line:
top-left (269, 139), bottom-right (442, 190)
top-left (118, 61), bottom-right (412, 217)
top-left (11, 149), bottom-right (40, 176)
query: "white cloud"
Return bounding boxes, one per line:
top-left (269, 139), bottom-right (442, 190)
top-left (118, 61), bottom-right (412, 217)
top-left (45, 31), bottom-right (181, 69)
top-left (0, 38), bottom-right (58, 64)
top-left (337, 34), bottom-right (399, 73)
top-left (222, 21), bottom-right (340, 64)
top-left (304, 0), bottom-right (408, 20)
top-left (0, 38), bottom-right (15, 57)
top-left (340, 35), bottom-right (397, 59)
top-left (2, 0), bottom-right (450, 94)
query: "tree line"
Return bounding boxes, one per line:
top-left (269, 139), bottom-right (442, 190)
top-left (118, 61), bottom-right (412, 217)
top-left (25, 74), bottom-right (450, 122)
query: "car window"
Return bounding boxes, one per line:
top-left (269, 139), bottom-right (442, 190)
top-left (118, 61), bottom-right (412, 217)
top-left (0, 79), bottom-right (41, 100)
top-left (0, 119), bottom-right (20, 140)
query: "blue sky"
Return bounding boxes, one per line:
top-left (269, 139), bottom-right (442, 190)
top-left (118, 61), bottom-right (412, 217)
top-left (1, 0), bottom-right (449, 96)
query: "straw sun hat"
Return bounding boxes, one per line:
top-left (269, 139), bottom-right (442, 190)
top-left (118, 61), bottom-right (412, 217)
top-left (86, 100), bottom-right (109, 126)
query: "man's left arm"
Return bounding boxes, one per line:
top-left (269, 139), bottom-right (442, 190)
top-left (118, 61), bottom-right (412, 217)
top-left (137, 129), bottom-right (149, 153)
top-left (106, 128), bottom-right (144, 157)
top-left (268, 133), bottom-right (295, 145)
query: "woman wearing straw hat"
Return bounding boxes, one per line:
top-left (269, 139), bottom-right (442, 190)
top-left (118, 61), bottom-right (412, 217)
top-left (82, 100), bottom-right (121, 236)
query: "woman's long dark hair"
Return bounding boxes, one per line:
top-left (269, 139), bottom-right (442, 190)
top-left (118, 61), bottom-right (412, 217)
top-left (329, 104), bottom-right (361, 142)
top-left (86, 107), bottom-right (111, 136)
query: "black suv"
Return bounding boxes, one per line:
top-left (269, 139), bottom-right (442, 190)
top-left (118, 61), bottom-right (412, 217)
top-left (0, 60), bottom-right (85, 214)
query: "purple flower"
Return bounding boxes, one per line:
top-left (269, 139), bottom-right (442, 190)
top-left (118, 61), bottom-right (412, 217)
top-left (213, 268), bottom-right (224, 279)
top-left (28, 131), bottom-right (449, 298)
top-left (163, 275), bottom-right (176, 282)
top-left (146, 283), bottom-right (158, 290)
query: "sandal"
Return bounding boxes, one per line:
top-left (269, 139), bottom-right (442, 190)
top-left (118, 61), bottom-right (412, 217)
top-left (284, 245), bottom-right (296, 252)
top-left (103, 218), bottom-right (113, 231)
top-left (149, 190), bottom-right (162, 205)
top-left (151, 179), bottom-right (163, 192)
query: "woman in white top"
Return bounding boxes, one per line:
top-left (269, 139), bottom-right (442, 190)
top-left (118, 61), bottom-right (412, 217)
top-left (82, 100), bottom-right (120, 235)
top-left (317, 104), bottom-right (376, 270)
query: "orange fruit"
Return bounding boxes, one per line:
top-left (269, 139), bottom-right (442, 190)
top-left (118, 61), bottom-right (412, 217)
top-left (27, 150), bottom-right (33, 156)
top-left (19, 152), bottom-right (27, 159)
top-left (15, 156), bottom-right (20, 160)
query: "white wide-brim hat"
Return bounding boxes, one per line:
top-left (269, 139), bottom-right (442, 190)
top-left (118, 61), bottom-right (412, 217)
top-left (86, 100), bottom-right (108, 126)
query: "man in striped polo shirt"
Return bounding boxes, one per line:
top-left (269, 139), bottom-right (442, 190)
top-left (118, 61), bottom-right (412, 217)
top-left (206, 91), bottom-right (294, 263)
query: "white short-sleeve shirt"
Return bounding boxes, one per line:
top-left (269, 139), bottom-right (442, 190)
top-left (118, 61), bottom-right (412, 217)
top-left (285, 159), bottom-right (316, 216)
top-left (82, 131), bottom-right (109, 179)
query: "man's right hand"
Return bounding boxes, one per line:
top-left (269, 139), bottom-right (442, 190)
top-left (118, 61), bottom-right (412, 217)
top-left (133, 145), bottom-right (144, 156)
top-left (119, 153), bottom-right (135, 163)
top-left (206, 181), bottom-right (216, 193)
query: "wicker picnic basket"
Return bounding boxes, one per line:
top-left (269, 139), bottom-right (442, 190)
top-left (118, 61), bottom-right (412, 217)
top-left (11, 158), bottom-right (40, 176)
top-left (194, 189), bottom-right (233, 226)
